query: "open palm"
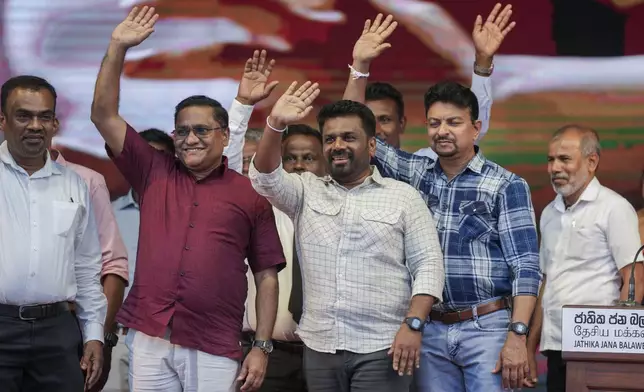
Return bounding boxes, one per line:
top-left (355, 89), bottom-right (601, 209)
top-left (112, 6), bottom-right (159, 48)
top-left (472, 3), bottom-right (515, 58)
top-left (352, 14), bottom-right (398, 63)
top-left (270, 81), bottom-right (320, 126)
top-left (237, 50), bottom-right (279, 105)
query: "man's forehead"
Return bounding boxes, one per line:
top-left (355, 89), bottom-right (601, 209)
top-left (9, 89), bottom-right (55, 112)
top-left (284, 134), bottom-right (321, 152)
top-left (366, 98), bottom-right (396, 114)
top-left (427, 102), bottom-right (469, 118)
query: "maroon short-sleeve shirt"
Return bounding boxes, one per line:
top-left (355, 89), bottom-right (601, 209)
top-left (109, 125), bottom-right (285, 360)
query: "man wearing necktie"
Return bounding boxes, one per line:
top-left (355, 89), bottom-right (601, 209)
top-left (241, 124), bottom-right (326, 392)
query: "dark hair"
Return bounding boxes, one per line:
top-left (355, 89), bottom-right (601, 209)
top-left (424, 81), bottom-right (479, 122)
top-left (174, 95), bottom-right (228, 127)
top-left (1, 75), bottom-right (57, 114)
top-left (365, 82), bottom-right (405, 119)
top-left (245, 127), bottom-right (263, 144)
top-left (282, 124), bottom-right (322, 145)
top-left (317, 100), bottom-right (376, 138)
top-left (552, 124), bottom-right (601, 157)
top-left (139, 128), bottom-right (175, 153)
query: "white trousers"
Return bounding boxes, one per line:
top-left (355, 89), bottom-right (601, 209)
top-left (126, 329), bottom-right (239, 392)
top-left (103, 337), bottom-right (130, 392)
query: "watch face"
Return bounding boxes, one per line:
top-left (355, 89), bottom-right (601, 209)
top-left (411, 319), bottom-right (422, 330)
top-left (511, 322), bottom-right (528, 335)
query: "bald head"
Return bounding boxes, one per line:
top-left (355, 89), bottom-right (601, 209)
top-left (551, 124), bottom-right (601, 158)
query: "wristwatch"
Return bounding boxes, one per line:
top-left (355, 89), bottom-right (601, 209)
top-left (252, 339), bottom-right (274, 355)
top-left (104, 332), bottom-right (119, 348)
top-left (509, 322), bottom-right (529, 336)
top-left (403, 317), bottom-right (425, 332)
top-left (474, 61), bottom-right (494, 77)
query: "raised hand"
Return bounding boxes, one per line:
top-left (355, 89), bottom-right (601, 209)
top-left (111, 6), bottom-right (159, 49)
top-left (269, 81), bottom-right (320, 127)
top-left (472, 3), bottom-right (516, 59)
top-left (352, 14), bottom-right (398, 64)
top-left (237, 50), bottom-right (280, 106)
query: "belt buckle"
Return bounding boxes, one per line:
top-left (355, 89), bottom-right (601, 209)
top-left (455, 309), bottom-right (464, 322)
top-left (18, 306), bottom-right (38, 321)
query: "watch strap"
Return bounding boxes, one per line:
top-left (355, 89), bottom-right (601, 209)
top-left (473, 61), bottom-right (494, 77)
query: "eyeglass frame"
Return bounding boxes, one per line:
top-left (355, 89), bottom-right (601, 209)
top-left (172, 125), bottom-right (228, 139)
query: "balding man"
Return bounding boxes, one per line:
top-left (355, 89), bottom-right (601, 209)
top-left (524, 125), bottom-right (644, 391)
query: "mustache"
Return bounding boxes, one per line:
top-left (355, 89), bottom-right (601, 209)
top-left (551, 174), bottom-right (568, 181)
top-left (329, 150), bottom-right (353, 159)
top-left (433, 136), bottom-right (455, 143)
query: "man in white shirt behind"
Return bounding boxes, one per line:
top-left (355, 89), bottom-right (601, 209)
top-left (0, 75), bottom-right (107, 391)
top-left (524, 125), bottom-right (644, 391)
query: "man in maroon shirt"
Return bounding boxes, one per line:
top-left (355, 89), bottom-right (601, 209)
top-left (90, 6), bottom-right (285, 392)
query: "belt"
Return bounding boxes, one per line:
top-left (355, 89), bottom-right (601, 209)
top-left (241, 331), bottom-right (303, 355)
top-left (430, 297), bottom-right (511, 325)
top-left (0, 301), bottom-right (71, 321)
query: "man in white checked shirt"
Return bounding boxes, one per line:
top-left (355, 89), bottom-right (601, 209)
top-left (249, 80), bottom-right (445, 391)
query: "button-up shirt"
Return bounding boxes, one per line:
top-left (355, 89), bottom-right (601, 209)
top-left (0, 141), bottom-right (106, 342)
top-left (109, 125), bottom-right (285, 361)
top-left (249, 162), bottom-right (444, 354)
top-left (414, 73), bottom-right (492, 159)
top-left (112, 190), bottom-right (139, 299)
top-left (374, 145), bottom-right (541, 311)
top-left (540, 177), bottom-right (643, 351)
top-left (244, 207), bottom-right (299, 341)
top-left (54, 152), bottom-right (128, 283)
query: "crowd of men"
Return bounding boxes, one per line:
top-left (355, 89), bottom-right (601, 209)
top-left (0, 3), bottom-right (643, 392)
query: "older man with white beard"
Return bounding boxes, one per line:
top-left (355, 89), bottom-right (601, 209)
top-left (523, 124), bottom-right (644, 392)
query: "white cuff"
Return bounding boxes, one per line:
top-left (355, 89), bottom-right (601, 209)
top-left (82, 321), bottom-right (105, 344)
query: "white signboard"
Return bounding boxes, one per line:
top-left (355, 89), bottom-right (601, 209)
top-left (562, 307), bottom-right (644, 354)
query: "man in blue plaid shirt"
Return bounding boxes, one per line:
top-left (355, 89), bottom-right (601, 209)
top-left (342, 4), bottom-right (541, 392)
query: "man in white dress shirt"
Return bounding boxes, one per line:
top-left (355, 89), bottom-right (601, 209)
top-left (250, 82), bottom-right (445, 391)
top-left (524, 125), bottom-right (644, 391)
top-left (0, 75), bottom-right (107, 391)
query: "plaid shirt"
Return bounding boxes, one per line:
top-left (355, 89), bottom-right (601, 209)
top-left (374, 142), bottom-right (541, 311)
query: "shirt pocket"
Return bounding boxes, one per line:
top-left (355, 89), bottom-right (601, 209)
top-left (52, 200), bottom-right (81, 237)
top-left (359, 209), bottom-right (402, 254)
top-left (458, 201), bottom-right (493, 242)
top-left (301, 198), bottom-right (342, 247)
top-left (566, 225), bottom-right (605, 260)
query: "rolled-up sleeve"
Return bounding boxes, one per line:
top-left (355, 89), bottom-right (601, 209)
top-left (223, 99), bottom-right (254, 174)
top-left (404, 190), bottom-right (444, 302)
top-left (497, 178), bottom-right (541, 297)
top-left (248, 158), bottom-right (304, 220)
top-left (74, 188), bottom-right (108, 343)
top-left (470, 72), bottom-right (493, 143)
top-left (90, 175), bottom-right (128, 283)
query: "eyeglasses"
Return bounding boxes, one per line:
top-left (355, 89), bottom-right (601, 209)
top-left (172, 126), bottom-right (225, 138)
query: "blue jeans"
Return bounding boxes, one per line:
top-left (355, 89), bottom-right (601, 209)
top-left (417, 303), bottom-right (510, 392)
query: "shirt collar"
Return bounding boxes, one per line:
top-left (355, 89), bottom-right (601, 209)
top-left (427, 146), bottom-right (485, 175)
top-left (181, 156), bottom-right (229, 182)
top-left (0, 140), bottom-right (61, 177)
top-left (113, 189), bottom-right (139, 211)
top-left (52, 149), bottom-right (67, 166)
top-left (318, 165), bottom-right (386, 187)
top-left (554, 176), bottom-right (600, 212)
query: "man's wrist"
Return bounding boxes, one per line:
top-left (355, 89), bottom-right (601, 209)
top-left (351, 60), bottom-right (371, 74)
top-left (267, 116), bottom-right (287, 130)
top-left (474, 53), bottom-right (494, 70)
top-left (235, 96), bottom-right (253, 106)
top-left (108, 39), bottom-right (130, 53)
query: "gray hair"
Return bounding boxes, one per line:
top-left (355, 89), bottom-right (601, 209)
top-left (552, 124), bottom-right (601, 157)
top-left (245, 127), bottom-right (263, 144)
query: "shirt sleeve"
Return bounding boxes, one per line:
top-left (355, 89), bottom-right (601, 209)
top-left (373, 138), bottom-right (428, 186)
top-left (74, 185), bottom-right (108, 343)
top-left (89, 174), bottom-right (129, 284)
top-left (223, 99), bottom-right (254, 174)
top-left (247, 195), bottom-right (287, 274)
top-left (248, 159), bottom-right (305, 221)
top-left (470, 72), bottom-right (493, 144)
top-left (606, 198), bottom-right (644, 270)
top-left (106, 124), bottom-right (173, 197)
top-left (413, 147), bottom-right (438, 159)
top-left (404, 190), bottom-right (445, 302)
top-left (497, 177), bottom-right (542, 297)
